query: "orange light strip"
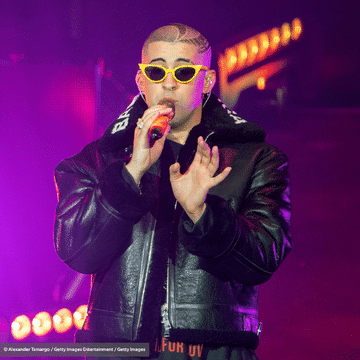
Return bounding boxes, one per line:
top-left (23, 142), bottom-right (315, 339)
top-left (219, 18), bottom-right (302, 76)
top-left (218, 18), bottom-right (302, 108)
top-left (10, 305), bottom-right (88, 340)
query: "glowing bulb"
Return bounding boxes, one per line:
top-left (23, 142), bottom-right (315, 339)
top-left (258, 33), bottom-right (270, 59)
top-left (247, 39), bottom-right (259, 64)
top-left (74, 312), bottom-right (82, 320)
top-left (225, 48), bottom-right (238, 73)
top-left (11, 322), bottom-right (21, 331)
top-left (11, 315), bottom-right (31, 340)
top-left (291, 18), bottom-right (302, 40)
top-left (73, 305), bottom-right (88, 330)
top-left (270, 28), bottom-right (281, 52)
top-left (32, 318), bottom-right (41, 327)
top-left (53, 315), bottom-right (61, 324)
top-left (32, 312), bottom-right (52, 337)
top-left (235, 43), bottom-right (247, 69)
top-left (257, 77), bottom-right (266, 90)
top-left (251, 43), bottom-right (259, 54)
top-left (281, 23), bottom-right (291, 46)
top-left (53, 308), bottom-right (73, 333)
top-left (239, 44), bottom-right (247, 59)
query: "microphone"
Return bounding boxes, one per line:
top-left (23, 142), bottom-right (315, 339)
top-left (149, 99), bottom-right (175, 141)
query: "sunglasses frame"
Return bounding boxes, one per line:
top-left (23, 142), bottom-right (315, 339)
top-left (138, 63), bottom-right (209, 84)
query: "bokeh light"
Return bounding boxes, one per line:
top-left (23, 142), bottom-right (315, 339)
top-left (53, 308), bottom-right (73, 333)
top-left (257, 77), bottom-right (266, 90)
top-left (270, 28), bottom-right (281, 52)
top-left (11, 315), bottom-right (31, 340)
top-left (219, 18), bottom-right (302, 78)
top-left (225, 48), bottom-right (238, 73)
top-left (258, 33), bottom-right (270, 59)
top-left (237, 43), bottom-right (248, 69)
top-left (281, 23), bottom-right (291, 46)
top-left (73, 305), bottom-right (88, 330)
top-left (32, 311), bottom-right (52, 337)
top-left (291, 18), bottom-right (302, 40)
top-left (247, 38), bottom-right (259, 65)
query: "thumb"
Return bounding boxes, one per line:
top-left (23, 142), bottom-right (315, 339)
top-left (169, 162), bottom-right (181, 181)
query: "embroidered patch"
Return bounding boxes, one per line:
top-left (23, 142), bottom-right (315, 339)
top-left (155, 338), bottom-right (204, 358)
top-left (216, 98), bottom-right (247, 125)
top-left (111, 118), bottom-right (129, 134)
top-left (221, 103), bottom-right (247, 124)
top-left (111, 96), bottom-right (138, 134)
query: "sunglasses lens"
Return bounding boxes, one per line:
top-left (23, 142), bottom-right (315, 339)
top-left (145, 66), bottom-right (165, 81)
top-left (175, 67), bottom-right (196, 82)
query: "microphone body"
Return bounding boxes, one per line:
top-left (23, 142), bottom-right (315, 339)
top-left (150, 115), bottom-right (170, 140)
top-left (149, 100), bottom-right (175, 141)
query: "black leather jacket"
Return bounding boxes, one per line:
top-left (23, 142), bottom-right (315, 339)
top-left (54, 94), bottom-right (291, 353)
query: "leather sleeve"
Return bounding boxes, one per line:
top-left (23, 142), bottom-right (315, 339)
top-left (178, 146), bottom-right (292, 285)
top-left (53, 143), bottom-right (152, 274)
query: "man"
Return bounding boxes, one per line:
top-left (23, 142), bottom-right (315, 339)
top-left (54, 23), bottom-right (291, 360)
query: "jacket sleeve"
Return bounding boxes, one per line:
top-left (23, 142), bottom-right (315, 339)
top-left (178, 146), bottom-right (291, 285)
top-left (54, 144), bottom-right (153, 274)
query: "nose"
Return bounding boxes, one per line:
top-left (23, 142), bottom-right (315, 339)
top-left (162, 72), bottom-right (178, 90)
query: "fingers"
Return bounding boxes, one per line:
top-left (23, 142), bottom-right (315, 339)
top-left (135, 106), bottom-right (173, 151)
top-left (135, 110), bottom-right (159, 140)
top-left (193, 137), bottom-right (212, 165)
top-left (208, 145), bottom-right (220, 174)
top-left (194, 137), bottom-right (232, 186)
top-left (194, 137), bottom-right (223, 176)
top-left (169, 162), bottom-right (181, 181)
top-left (210, 166), bottom-right (232, 187)
top-left (136, 105), bottom-right (173, 134)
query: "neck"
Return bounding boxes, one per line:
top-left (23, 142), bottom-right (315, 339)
top-left (167, 106), bottom-right (202, 145)
top-left (167, 129), bottom-right (192, 145)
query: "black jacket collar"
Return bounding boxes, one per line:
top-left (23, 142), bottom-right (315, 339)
top-left (100, 93), bottom-right (266, 152)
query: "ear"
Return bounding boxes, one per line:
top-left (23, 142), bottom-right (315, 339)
top-left (135, 70), bottom-right (146, 93)
top-left (203, 70), bottom-right (216, 94)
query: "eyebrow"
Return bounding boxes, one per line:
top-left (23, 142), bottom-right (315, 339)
top-left (149, 58), bottom-right (193, 64)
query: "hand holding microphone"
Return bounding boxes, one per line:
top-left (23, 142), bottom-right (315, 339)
top-left (129, 100), bottom-right (175, 185)
top-left (149, 99), bottom-right (175, 141)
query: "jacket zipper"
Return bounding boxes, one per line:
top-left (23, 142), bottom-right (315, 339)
top-left (161, 131), bottom-right (215, 337)
top-left (161, 303), bottom-right (171, 337)
top-left (161, 200), bottom-right (178, 338)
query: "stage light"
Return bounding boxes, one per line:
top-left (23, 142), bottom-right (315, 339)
top-left (247, 38), bottom-right (259, 65)
top-left (218, 17), bottom-right (302, 107)
top-left (291, 18), bottom-right (302, 40)
top-left (53, 308), bottom-right (73, 333)
top-left (225, 48), bottom-right (238, 73)
top-left (269, 28), bottom-right (281, 52)
top-left (11, 315), bottom-right (31, 340)
top-left (73, 305), bottom-right (88, 330)
top-left (219, 17), bottom-right (302, 78)
top-left (32, 312), bottom-right (52, 337)
top-left (258, 33), bottom-right (270, 59)
top-left (237, 43), bottom-right (248, 68)
top-left (281, 23), bottom-right (291, 46)
top-left (257, 77), bottom-right (266, 90)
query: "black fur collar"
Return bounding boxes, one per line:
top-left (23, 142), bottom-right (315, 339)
top-left (100, 93), bottom-right (266, 152)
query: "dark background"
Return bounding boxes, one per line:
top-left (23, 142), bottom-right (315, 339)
top-left (1, 0), bottom-right (359, 359)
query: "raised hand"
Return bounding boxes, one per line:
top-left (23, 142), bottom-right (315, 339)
top-left (169, 136), bottom-right (232, 223)
top-left (125, 105), bottom-right (173, 185)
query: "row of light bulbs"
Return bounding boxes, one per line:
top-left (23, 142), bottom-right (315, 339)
top-left (10, 305), bottom-right (87, 340)
top-left (220, 18), bottom-right (302, 76)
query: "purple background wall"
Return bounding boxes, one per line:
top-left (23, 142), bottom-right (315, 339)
top-left (1, 0), bottom-right (359, 358)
